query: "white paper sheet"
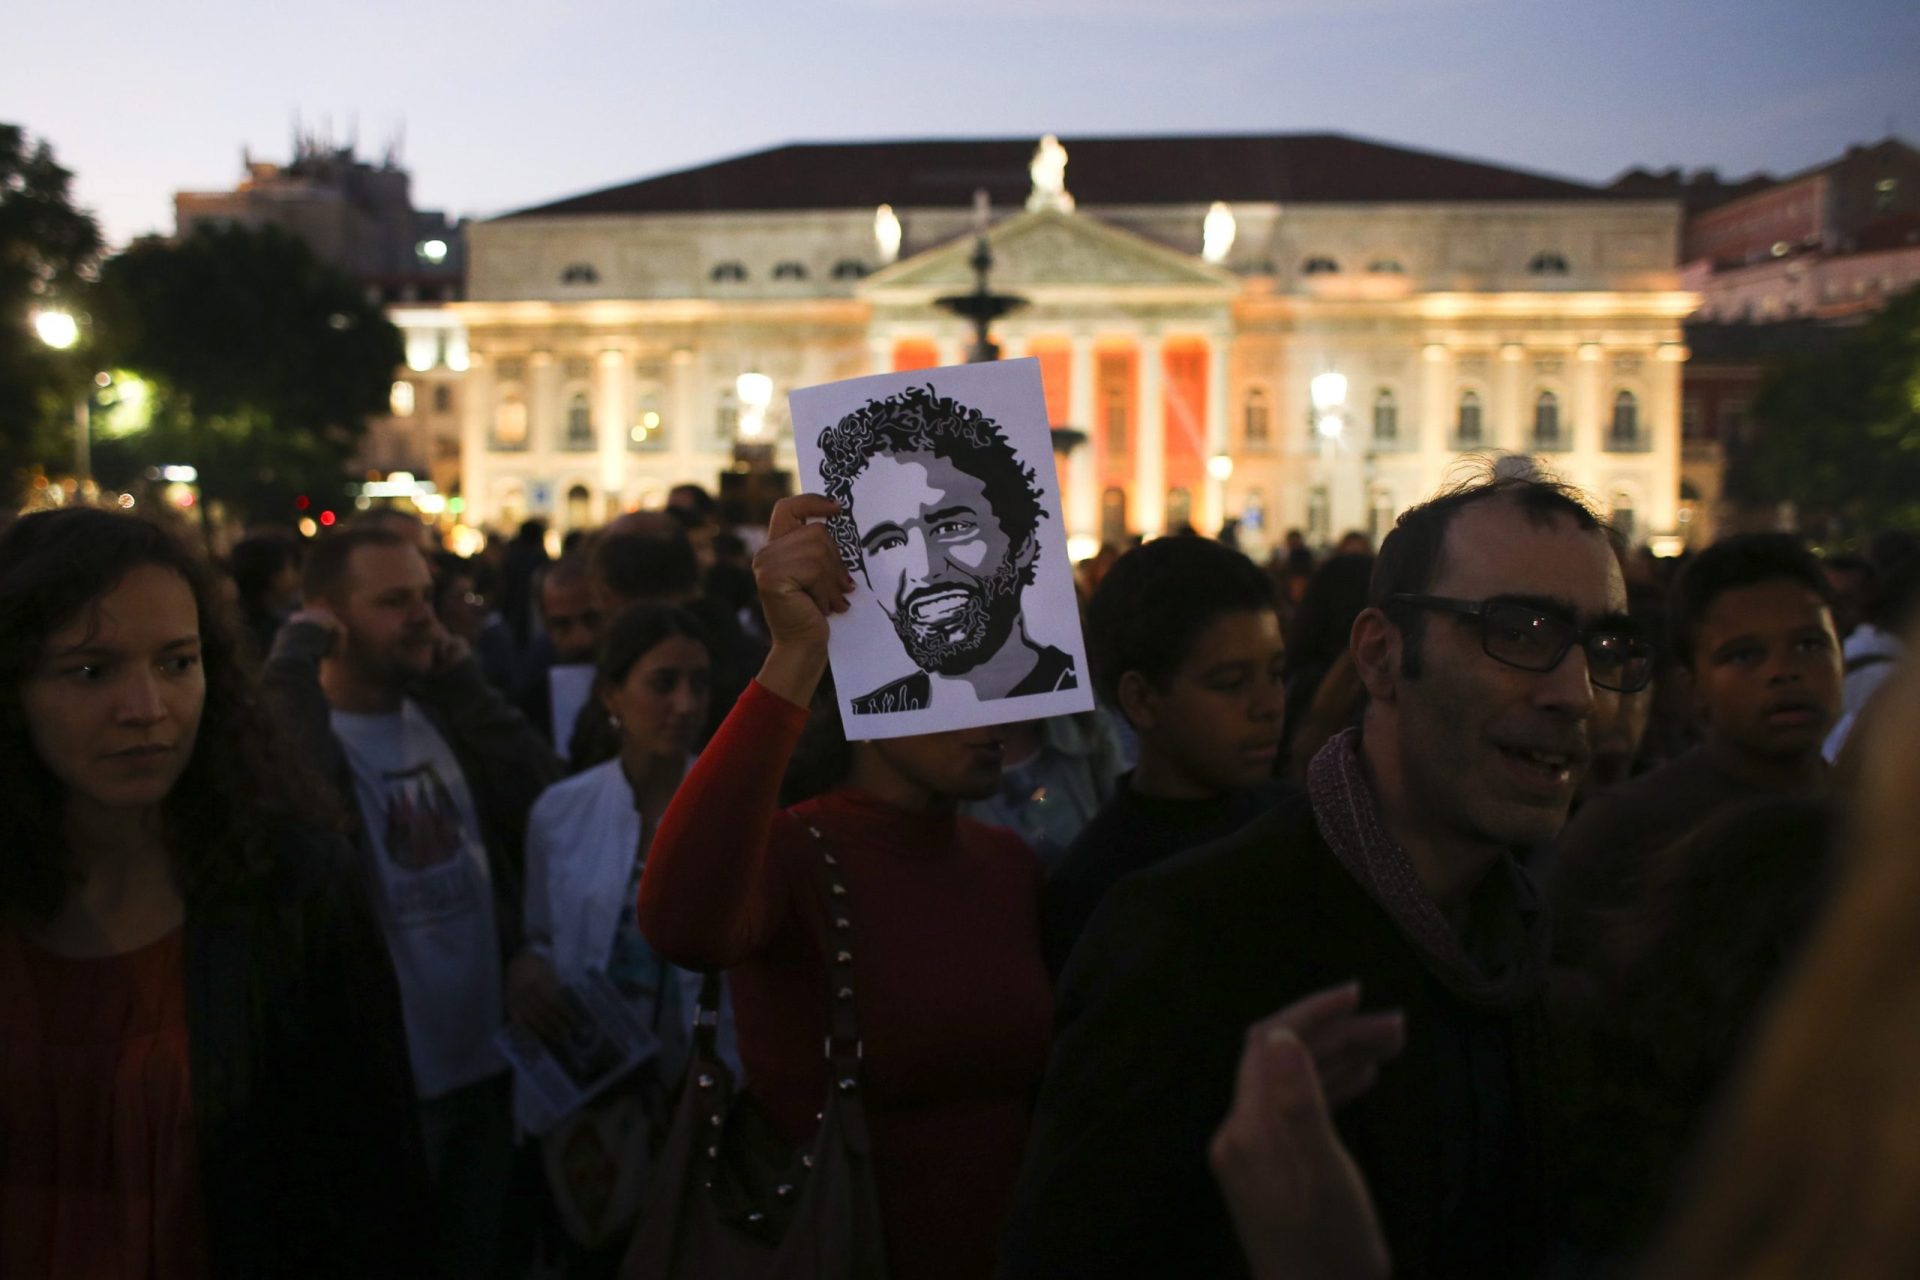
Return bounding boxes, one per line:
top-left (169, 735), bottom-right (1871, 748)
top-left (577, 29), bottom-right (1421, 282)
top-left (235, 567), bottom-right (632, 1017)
top-left (547, 663), bottom-right (596, 748)
top-left (789, 358), bottom-right (1093, 739)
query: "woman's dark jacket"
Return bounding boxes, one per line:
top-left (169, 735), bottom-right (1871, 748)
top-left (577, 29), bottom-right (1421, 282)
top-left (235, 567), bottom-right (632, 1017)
top-left (187, 826), bottom-right (432, 1278)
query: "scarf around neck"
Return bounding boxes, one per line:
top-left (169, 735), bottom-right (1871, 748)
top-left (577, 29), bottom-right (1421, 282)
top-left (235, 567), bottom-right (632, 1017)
top-left (1307, 727), bottom-right (1549, 1010)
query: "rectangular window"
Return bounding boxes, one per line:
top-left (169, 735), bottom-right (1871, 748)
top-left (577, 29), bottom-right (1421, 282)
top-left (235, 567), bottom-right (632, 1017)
top-left (1681, 398), bottom-right (1704, 440)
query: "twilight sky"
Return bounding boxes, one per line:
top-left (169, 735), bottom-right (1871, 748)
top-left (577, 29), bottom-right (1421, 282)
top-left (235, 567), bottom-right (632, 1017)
top-left (9, 0), bottom-right (1918, 247)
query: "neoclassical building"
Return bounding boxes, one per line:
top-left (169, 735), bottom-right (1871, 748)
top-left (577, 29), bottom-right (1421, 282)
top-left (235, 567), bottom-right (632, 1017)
top-left (456, 134), bottom-right (1693, 552)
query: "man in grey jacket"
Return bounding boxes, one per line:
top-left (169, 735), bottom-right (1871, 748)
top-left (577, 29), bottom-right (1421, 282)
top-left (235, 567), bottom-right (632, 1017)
top-left (264, 524), bottom-right (562, 1280)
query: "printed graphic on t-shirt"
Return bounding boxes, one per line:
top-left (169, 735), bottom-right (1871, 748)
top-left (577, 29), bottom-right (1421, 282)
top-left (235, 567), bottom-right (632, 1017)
top-left (375, 761), bottom-right (483, 924)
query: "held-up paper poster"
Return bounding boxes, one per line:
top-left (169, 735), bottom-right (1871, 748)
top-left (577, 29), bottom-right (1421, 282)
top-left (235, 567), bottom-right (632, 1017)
top-left (790, 358), bottom-right (1094, 740)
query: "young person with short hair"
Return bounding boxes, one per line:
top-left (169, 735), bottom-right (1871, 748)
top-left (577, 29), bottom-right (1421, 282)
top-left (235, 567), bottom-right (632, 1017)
top-left (1041, 535), bottom-right (1290, 976)
top-left (1550, 533), bottom-right (1842, 968)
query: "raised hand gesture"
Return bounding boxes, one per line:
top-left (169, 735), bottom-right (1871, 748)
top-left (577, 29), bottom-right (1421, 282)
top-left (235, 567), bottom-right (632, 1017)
top-left (752, 494), bottom-right (857, 707)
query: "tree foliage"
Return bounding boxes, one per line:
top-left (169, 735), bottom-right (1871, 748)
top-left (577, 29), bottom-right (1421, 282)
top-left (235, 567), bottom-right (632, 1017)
top-left (92, 222), bottom-right (401, 518)
top-left (0, 123), bottom-right (104, 501)
top-left (1733, 285), bottom-right (1920, 536)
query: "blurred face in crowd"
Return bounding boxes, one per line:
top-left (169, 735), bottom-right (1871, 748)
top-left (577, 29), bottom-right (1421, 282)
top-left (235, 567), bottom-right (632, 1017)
top-left (1823, 563), bottom-right (1871, 639)
top-left (435, 570), bottom-right (486, 645)
top-left (540, 574), bottom-right (603, 664)
top-left (850, 450), bottom-right (1032, 677)
top-left (1122, 609), bottom-right (1286, 797)
top-left (1375, 500), bottom-right (1626, 852)
top-left (603, 636), bottom-right (711, 761)
top-left (1688, 578), bottom-right (1842, 765)
top-left (332, 543), bottom-right (437, 686)
top-left (22, 565), bottom-right (206, 821)
top-left (865, 726), bottom-right (1007, 804)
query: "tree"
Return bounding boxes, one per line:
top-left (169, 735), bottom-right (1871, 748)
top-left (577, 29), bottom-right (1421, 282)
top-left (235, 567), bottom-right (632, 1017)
top-left (1730, 285), bottom-right (1920, 538)
top-left (91, 222), bottom-right (401, 520)
top-left (0, 123), bottom-right (104, 503)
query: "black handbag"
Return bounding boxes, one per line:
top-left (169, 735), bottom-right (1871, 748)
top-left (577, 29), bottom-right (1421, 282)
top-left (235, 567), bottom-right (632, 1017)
top-left (620, 825), bottom-right (889, 1279)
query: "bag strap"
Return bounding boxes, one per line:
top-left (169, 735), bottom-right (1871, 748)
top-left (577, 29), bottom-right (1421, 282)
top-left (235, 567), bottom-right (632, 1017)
top-left (689, 823), bottom-right (873, 1148)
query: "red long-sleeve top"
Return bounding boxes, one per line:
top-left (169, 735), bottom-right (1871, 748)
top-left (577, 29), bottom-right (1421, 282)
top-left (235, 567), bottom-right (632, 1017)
top-left (640, 680), bottom-right (1053, 1280)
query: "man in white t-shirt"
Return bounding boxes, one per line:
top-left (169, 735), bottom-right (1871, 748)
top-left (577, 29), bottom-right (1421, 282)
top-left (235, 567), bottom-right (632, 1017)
top-left (265, 525), bottom-right (562, 1279)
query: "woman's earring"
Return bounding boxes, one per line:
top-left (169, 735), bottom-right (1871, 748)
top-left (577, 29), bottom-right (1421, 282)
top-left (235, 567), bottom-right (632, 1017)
top-left (608, 712), bottom-right (621, 729)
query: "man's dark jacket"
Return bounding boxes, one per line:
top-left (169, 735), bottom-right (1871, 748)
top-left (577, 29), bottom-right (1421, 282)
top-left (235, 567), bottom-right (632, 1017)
top-left (263, 619), bottom-right (564, 968)
top-left (188, 826), bottom-right (432, 1277)
top-left (998, 789), bottom-right (1555, 1279)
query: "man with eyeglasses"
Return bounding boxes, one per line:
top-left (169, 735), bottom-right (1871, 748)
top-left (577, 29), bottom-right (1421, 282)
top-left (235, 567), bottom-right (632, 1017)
top-left (1002, 476), bottom-right (1630, 1280)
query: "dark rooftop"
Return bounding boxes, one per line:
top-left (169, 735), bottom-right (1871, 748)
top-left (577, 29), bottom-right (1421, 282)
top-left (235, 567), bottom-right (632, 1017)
top-left (503, 133), bottom-right (1645, 219)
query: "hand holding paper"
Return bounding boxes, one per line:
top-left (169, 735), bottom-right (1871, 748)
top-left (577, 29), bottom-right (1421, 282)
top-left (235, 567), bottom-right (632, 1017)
top-left (752, 494), bottom-right (857, 708)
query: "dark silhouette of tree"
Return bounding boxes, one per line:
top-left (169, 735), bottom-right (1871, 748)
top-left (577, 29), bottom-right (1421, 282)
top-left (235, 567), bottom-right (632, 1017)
top-left (91, 222), bottom-right (401, 519)
top-left (0, 123), bottom-right (104, 503)
top-left (1730, 285), bottom-right (1920, 537)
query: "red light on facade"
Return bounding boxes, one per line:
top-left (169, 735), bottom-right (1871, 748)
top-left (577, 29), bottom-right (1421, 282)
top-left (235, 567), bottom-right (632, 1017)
top-left (296, 495), bottom-right (311, 510)
top-left (319, 510), bottom-right (337, 527)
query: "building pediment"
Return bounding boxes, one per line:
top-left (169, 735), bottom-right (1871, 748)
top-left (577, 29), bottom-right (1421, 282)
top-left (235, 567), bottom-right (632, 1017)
top-left (864, 209), bottom-right (1237, 296)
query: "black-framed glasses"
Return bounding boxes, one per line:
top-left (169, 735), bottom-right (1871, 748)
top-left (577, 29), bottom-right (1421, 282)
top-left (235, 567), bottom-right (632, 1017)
top-left (1388, 594), bottom-right (1653, 693)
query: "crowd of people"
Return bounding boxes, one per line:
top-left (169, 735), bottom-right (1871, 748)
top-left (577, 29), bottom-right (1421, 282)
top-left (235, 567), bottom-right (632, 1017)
top-left (3, 461), bottom-right (1919, 1279)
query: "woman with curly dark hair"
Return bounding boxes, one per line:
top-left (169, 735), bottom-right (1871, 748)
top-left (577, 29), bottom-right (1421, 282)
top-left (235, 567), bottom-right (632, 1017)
top-left (0, 507), bottom-right (430, 1278)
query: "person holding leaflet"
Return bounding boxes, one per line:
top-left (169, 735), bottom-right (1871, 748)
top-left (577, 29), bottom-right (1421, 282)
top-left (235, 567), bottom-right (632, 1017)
top-left (637, 494), bottom-right (1051, 1280)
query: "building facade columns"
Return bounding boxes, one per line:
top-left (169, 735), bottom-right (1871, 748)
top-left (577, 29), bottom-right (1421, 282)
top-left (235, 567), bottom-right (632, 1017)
top-left (1134, 329), bottom-right (1166, 537)
top-left (1203, 331), bottom-right (1231, 535)
top-left (596, 348), bottom-right (628, 517)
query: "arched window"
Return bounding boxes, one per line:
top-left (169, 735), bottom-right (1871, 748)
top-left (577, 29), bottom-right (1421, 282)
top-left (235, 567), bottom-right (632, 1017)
top-left (1533, 390), bottom-right (1562, 448)
top-left (1609, 390), bottom-right (1641, 448)
top-left (1166, 488), bottom-right (1193, 533)
top-left (709, 261), bottom-right (748, 283)
top-left (1104, 384), bottom-right (1128, 459)
top-left (1456, 390), bottom-right (1483, 446)
top-left (560, 263), bottom-right (600, 285)
top-left (566, 392), bottom-right (593, 448)
top-left (565, 484), bottom-right (592, 530)
top-left (1612, 491), bottom-right (1637, 544)
top-left (1367, 259), bottom-right (1406, 274)
top-left (1528, 252), bottom-right (1570, 276)
top-left (832, 259), bottom-right (871, 280)
top-left (1373, 388), bottom-right (1398, 444)
top-left (773, 261), bottom-right (809, 281)
top-left (1243, 387), bottom-right (1270, 449)
top-left (494, 389), bottom-right (528, 449)
top-left (432, 385), bottom-right (453, 414)
top-left (1301, 256), bottom-right (1341, 275)
top-left (1369, 489), bottom-right (1396, 542)
top-left (1101, 487), bottom-right (1128, 545)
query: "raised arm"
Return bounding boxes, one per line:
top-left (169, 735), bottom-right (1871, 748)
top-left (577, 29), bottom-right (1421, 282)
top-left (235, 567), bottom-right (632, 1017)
top-left (639, 495), bottom-right (855, 969)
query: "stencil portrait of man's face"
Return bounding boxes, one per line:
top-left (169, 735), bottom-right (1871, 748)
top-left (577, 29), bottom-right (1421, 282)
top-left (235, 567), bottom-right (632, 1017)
top-left (850, 448), bottom-right (1034, 676)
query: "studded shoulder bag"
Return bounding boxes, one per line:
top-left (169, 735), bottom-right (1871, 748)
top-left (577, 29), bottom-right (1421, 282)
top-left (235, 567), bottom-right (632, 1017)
top-left (620, 824), bottom-right (890, 1279)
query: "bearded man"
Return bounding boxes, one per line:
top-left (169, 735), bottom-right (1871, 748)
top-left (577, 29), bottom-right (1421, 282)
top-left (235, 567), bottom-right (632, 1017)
top-left (818, 382), bottom-right (1077, 714)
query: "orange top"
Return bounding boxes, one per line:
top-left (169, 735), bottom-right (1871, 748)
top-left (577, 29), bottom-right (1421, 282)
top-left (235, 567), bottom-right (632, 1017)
top-left (0, 926), bottom-right (207, 1279)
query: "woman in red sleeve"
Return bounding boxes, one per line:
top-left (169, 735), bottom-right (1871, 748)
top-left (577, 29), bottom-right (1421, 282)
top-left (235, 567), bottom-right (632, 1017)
top-left (639, 495), bottom-right (1054, 1280)
top-left (0, 508), bottom-right (429, 1279)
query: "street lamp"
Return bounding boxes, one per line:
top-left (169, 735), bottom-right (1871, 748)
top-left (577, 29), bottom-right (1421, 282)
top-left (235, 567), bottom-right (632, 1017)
top-left (735, 372), bottom-right (773, 440)
top-left (34, 309), bottom-right (79, 350)
top-left (33, 308), bottom-right (92, 486)
top-left (1310, 370), bottom-right (1348, 440)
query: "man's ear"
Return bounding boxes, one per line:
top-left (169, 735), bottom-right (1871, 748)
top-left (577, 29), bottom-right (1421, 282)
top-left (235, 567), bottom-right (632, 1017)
top-left (1116, 669), bottom-right (1158, 731)
top-left (1349, 608), bottom-right (1401, 705)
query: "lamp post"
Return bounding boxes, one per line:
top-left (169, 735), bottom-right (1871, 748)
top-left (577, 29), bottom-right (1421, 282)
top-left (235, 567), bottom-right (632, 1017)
top-left (33, 308), bottom-right (92, 488)
top-left (934, 190), bottom-right (1029, 364)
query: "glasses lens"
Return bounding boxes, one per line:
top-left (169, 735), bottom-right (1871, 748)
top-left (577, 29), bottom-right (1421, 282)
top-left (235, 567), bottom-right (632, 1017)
top-left (1586, 632), bottom-right (1653, 692)
top-left (1481, 602), bottom-right (1569, 671)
